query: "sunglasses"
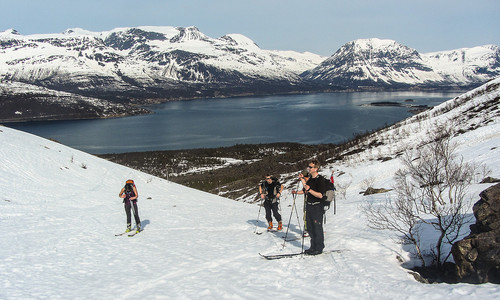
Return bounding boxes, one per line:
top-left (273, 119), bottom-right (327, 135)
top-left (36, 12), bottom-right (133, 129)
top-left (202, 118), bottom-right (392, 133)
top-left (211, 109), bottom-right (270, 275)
top-left (307, 165), bottom-right (316, 169)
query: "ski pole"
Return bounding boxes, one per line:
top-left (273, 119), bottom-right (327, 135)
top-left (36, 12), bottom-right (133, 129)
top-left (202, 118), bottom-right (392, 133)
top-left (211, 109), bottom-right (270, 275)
top-left (289, 185), bottom-right (303, 229)
top-left (294, 198), bottom-right (302, 230)
top-left (130, 200), bottom-right (140, 230)
top-left (282, 191), bottom-right (298, 248)
top-left (282, 181), bottom-right (302, 248)
top-left (301, 198), bottom-right (306, 254)
top-left (254, 197), bottom-right (264, 233)
top-left (301, 195), bottom-right (307, 254)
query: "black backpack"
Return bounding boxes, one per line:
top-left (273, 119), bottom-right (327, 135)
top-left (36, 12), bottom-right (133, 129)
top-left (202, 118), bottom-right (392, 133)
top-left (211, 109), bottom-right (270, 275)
top-left (124, 181), bottom-right (137, 200)
top-left (261, 177), bottom-right (280, 198)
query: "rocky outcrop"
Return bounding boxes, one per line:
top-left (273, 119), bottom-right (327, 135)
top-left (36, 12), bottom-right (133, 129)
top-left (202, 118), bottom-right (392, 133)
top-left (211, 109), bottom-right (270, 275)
top-left (362, 187), bottom-right (392, 196)
top-left (481, 177), bottom-right (500, 184)
top-left (451, 183), bottom-right (500, 283)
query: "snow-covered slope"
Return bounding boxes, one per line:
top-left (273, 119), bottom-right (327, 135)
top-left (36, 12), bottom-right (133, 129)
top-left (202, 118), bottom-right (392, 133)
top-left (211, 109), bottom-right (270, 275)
top-left (1, 79), bottom-right (500, 298)
top-left (423, 45), bottom-right (500, 83)
top-left (302, 38), bottom-right (500, 87)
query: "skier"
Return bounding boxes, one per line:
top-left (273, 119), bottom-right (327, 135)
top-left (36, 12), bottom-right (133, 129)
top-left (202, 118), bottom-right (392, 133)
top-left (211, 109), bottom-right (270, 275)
top-left (119, 179), bottom-right (142, 233)
top-left (259, 175), bottom-right (284, 231)
top-left (299, 160), bottom-right (326, 255)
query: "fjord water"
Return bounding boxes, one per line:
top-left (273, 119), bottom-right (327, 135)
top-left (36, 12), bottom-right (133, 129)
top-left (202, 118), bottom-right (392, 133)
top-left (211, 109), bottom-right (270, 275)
top-left (6, 91), bottom-right (461, 154)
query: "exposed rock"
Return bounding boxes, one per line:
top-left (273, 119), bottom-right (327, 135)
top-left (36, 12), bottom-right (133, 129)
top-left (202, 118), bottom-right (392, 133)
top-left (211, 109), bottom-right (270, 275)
top-left (407, 270), bottom-right (430, 284)
top-left (362, 187), bottom-right (392, 196)
top-left (377, 156), bottom-right (393, 162)
top-left (481, 177), bottom-right (500, 184)
top-left (451, 183), bottom-right (500, 283)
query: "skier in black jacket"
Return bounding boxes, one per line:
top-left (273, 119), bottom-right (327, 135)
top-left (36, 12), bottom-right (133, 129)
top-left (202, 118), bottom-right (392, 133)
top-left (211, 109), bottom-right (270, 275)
top-left (259, 175), bottom-right (284, 231)
top-left (299, 160), bottom-right (326, 255)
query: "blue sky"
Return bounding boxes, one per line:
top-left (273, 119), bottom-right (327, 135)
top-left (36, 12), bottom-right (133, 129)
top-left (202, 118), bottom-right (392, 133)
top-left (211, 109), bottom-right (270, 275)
top-left (1, 0), bottom-right (498, 56)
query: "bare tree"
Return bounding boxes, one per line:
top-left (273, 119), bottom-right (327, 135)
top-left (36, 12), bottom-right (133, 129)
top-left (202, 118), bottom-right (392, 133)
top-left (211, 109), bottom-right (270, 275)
top-left (335, 179), bottom-right (351, 200)
top-left (363, 196), bottom-right (426, 266)
top-left (363, 130), bottom-right (475, 269)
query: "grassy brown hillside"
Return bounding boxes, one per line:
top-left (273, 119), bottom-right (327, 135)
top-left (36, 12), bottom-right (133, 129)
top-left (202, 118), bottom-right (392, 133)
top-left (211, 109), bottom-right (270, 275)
top-left (99, 143), bottom-right (341, 201)
top-left (99, 123), bottom-right (386, 202)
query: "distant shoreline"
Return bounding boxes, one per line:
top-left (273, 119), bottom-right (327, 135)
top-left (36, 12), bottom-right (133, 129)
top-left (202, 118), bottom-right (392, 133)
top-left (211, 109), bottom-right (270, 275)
top-left (0, 87), bottom-right (468, 124)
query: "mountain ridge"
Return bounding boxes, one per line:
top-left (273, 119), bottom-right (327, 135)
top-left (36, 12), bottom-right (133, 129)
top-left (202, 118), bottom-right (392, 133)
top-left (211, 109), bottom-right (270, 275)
top-left (1, 27), bottom-right (499, 122)
top-left (301, 38), bottom-right (500, 87)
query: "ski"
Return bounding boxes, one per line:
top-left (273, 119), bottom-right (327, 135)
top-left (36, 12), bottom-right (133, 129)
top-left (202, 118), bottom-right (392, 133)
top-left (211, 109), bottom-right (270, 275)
top-left (255, 229), bottom-right (281, 235)
top-left (128, 230), bottom-right (142, 237)
top-left (259, 249), bottom-right (342, 260)
top-left (259, 252), bottom-right (303, 260)
top-left (115, 229), bottom-right (139, 236)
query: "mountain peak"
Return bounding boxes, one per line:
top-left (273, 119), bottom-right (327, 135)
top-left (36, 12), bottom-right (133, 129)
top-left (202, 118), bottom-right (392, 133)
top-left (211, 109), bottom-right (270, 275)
top-left (103, 27), bottom-right (167, 50)
top-left (61, 28), bottom-right (96, 36)
top-left (350, 38), bottom-right (398, 48)
top-left (170, 26), bottom-right (209, 43)
top-left (218, 34), bottom-right (260, 49)
top-left (0, 28), bottom-right (20, 38)
top-left (344, 38), bottom-right (418, 56)
top-left (301, 38), bottom-right (497, 87)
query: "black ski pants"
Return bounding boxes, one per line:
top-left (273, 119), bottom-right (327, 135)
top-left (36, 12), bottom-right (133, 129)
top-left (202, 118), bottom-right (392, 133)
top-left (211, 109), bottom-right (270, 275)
top-left (125, 199), bottom-right (141, 226)
top-left (264, 199), bottom-right (282, 223)
top-left (306, 203), bottom-right (324, 252)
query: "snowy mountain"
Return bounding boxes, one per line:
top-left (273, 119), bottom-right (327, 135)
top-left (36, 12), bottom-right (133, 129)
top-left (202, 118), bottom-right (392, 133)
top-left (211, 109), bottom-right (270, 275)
top-left (0, 26), bottom-right (324, 93)
top-left (423, 45), bottom-right (500, 84)
top-left (301, 38), bottom-right (500, 88)
top-left (0, 26), bottom-right (325, 121)
top-left (1, 28), bottom-right (499, 122)
top-left (1, 78), bottom-right (499, 298)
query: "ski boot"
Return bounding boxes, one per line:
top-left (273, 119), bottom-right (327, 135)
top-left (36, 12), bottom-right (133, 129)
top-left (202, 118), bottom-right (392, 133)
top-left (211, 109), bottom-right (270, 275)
top-left (125, 224), bottom-right (132, 233)
top-left (277, 221), bottom-right (283, 231)
top-left (136, 223), bottom-right (142, 233)
top-left (267, 221), bottom-right (273, 230)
